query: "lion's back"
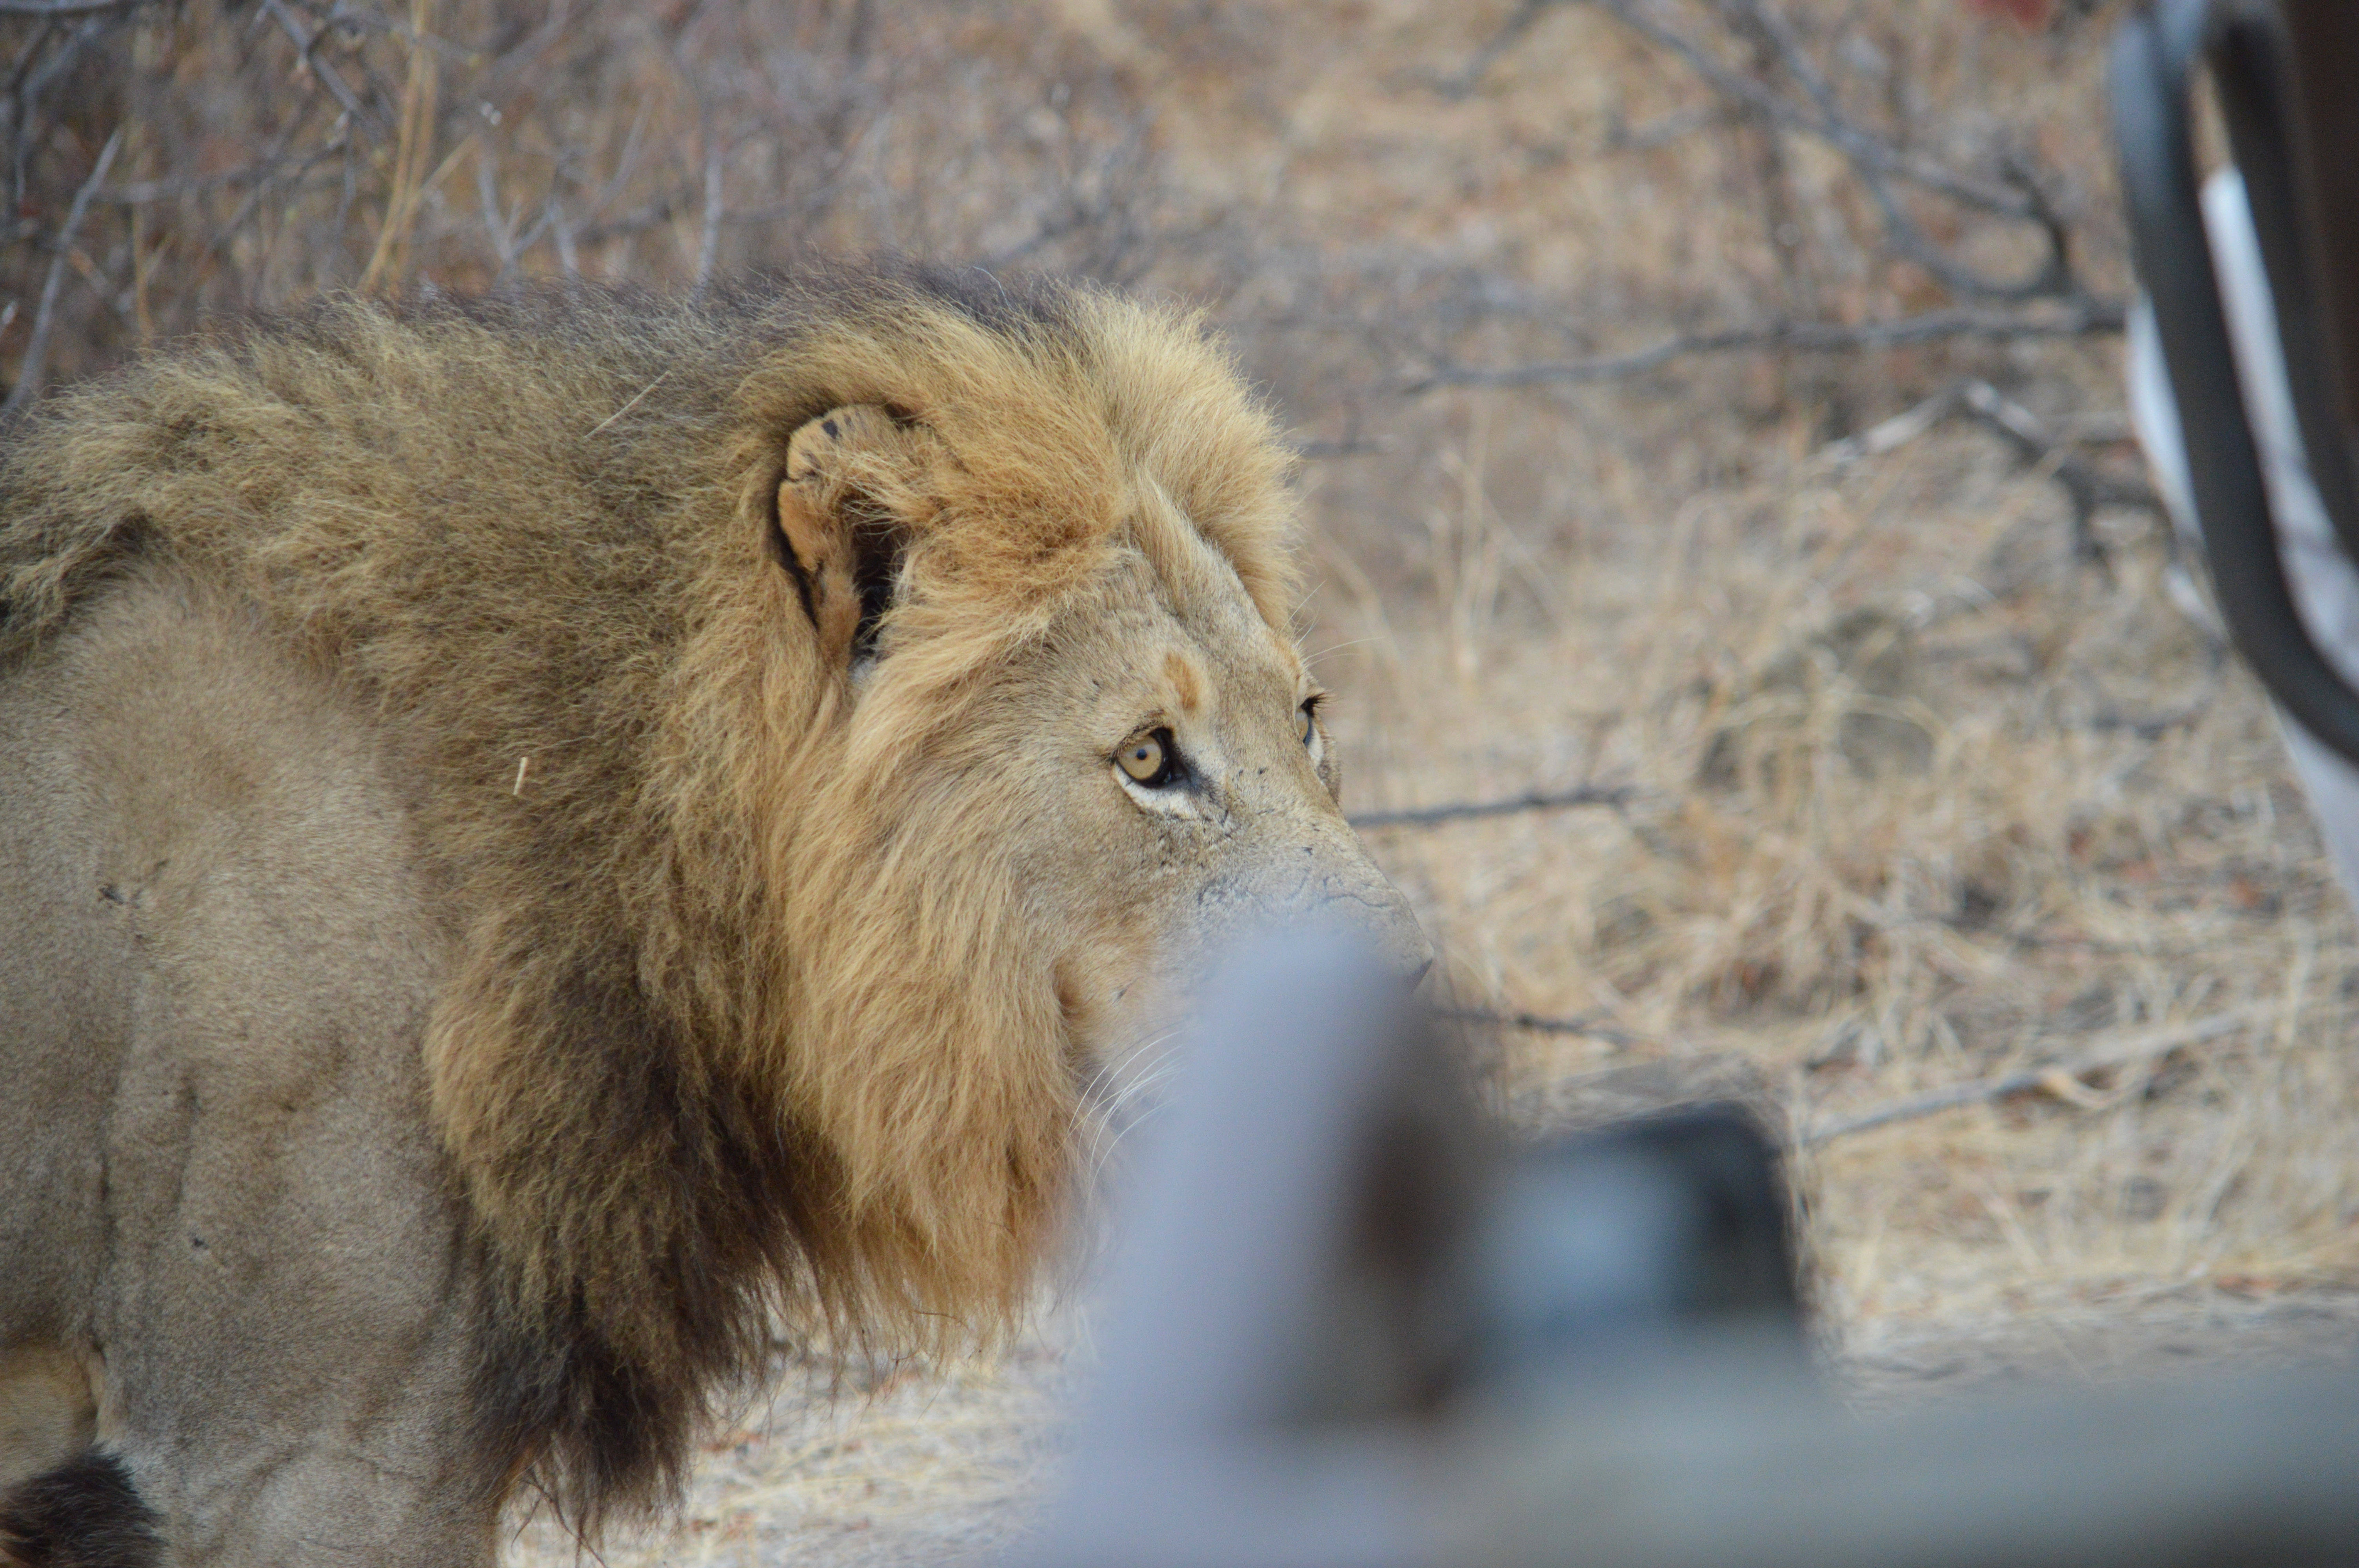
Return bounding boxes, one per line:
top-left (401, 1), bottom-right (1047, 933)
top-left (0, 568), bottom-right (480, 1445)
top-left (0, 287), bottom-right (740, 671)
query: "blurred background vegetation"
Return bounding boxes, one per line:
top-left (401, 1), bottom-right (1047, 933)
top-left (20, 2), bottom-right (2359, 1558)
top-left (7, 0), bottom-right (2131, 494)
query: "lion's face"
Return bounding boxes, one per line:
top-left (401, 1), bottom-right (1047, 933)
top-left (989, 543), bottom-right (1430, 1103)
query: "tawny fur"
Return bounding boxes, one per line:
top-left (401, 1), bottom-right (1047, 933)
top-left (0, 265), bottom-right (1319, 1525)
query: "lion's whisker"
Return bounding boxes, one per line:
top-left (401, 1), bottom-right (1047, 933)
top-left (1075, 1028), bottom-right (1193, 1194)
top-left (1305, 634), bottom-right (1380, 666)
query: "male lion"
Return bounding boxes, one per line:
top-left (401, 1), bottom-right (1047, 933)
top-left (0, 266), bottom-right (1428, 1565)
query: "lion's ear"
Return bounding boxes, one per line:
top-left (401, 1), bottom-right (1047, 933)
top-left (768, 404), bottom-right (924, 668)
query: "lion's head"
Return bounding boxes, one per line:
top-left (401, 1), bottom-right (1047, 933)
top-left (705, 280), bottom-right (1430, 1334)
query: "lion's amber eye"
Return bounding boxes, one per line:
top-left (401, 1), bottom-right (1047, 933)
top-left (1117, 729), bottom-right (1179, 787)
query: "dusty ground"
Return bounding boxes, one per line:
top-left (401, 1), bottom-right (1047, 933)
top-left (508, 1328), bottom-right (1081, 1567)
top-left (509, 1294), bottom-right (2359, 1566)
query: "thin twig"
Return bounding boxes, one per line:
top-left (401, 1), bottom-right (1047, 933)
top-left (1405, 303), bottom-right (2125, 393)
top-left (1347, 783), bottom-right (1634, 829)
top-left (1802, 1004), bottom-right (2275, 1145)
top-left (1810, 383), bottom-right (1963, 467)
top-left (0, 0), bottom-right (140, 13)
top-left (584, 370), bottom-right (671, 437)
top-left (476, 151), bottom-right (515, 276)
top-left (1435, 1005), bottom-right (1646, 1046)
top-left (1447, 0), bottom-right (2103, 312)
top-left (358, 0), bottom-right (440, 296)
top-left (1955, 379), bottom-right (2161, 541)
top-left (200, 92), bottom-right (326, 260)
top-left (260, 0), bottom-right (373, 136)
top-left (695, 138), bottom-right (722, 290)
top-left (3, 124), bottom-right (119, 418)
top-left (1434, 0), bottom-right (1561, 98)
top-left (1584, 0), bottom-right (2036, 221)
top-left (1813, 378), bottom-right (2161, 558)
top-left (1716, 0), bottom-right (2074, 301)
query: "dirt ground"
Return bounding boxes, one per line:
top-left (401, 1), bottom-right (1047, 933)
top-left (507, 1289), bottom-right (2359, 1566)
top-left (508, 1324), bottom-right (1082, 1567)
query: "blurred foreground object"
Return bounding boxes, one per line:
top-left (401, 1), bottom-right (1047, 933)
top-left (1965, 0), bottom-right (2057, 29)
top-left (2115, 0), bottom-right (2359, 902)
top-left (1026, 930), bottom-right (2359, 1566)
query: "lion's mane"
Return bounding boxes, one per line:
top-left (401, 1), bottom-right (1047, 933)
top-left (0, 264), bottom-right (1299, 1523)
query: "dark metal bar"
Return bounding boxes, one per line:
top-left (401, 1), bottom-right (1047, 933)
top-left (2110, 0), bottom-right (2359, 764)
top-left (2279, 1), bottom-right (2359, 448)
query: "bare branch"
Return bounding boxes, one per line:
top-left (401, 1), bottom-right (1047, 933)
top-left (1821, 378), bottom-right (2157, 510)
top-left (694, 138), bottom-right (722, 291)
top-left (7, 14), bottom-right (129, 236)
top-left (1405, 301), bottom-right (2126, 393)
top-left (546, 194), bottom-right (579, 277)
top-left (1803, 1004), bottom-right (2275, 1145)
top-left (1435, 1005), bottom-right (1646, 1045)
top-left (478, 151), bottom-right (519, 279)
top-left (105, 156), bottom-right (293, 205)
top-left (3, 124), bottom-right (119, 417)
top-left (1586, 0), bottom-right (2035, 219)
top-left (1434, 0), bottom-right (1563, 99)
top-left (1347, 783), bottom-right (1634, 829)
top-left (194, 93), bottom-right (329, 261)
top-left (260, 0), bottom-right (375, 139)
top-left (1292, 435), bottom-right (1394, 460)
top-left (1714, 0), bottom-right (2078, 302)
top-left (1955, 379), bottom-right (2161, 556)
top-left (1810, 383), bottom-right (1963, 466)
top-left (1450, 0), bottom-right (2105, 310)
top-left (0, 0), bottom-right (140, 14)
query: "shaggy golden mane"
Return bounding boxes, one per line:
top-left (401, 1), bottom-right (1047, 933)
top-left (0, 263), bottom-right (1300, 1523)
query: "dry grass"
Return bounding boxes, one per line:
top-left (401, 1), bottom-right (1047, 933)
top-left (27, 0), bottom-right (2359, 1561)
top-left (1330, 419), bottom-right (2359, 1323)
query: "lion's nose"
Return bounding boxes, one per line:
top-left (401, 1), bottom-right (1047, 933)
top-left (1369, 909), bottom-right (1435, 989)
top-left (1304, 862), bottom-right (1431, 987)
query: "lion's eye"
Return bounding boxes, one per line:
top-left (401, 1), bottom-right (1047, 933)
top-left (1116, 729), bottom-right (1180, 788)
top-left (1298, 699), bottom-right (1319, 746)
